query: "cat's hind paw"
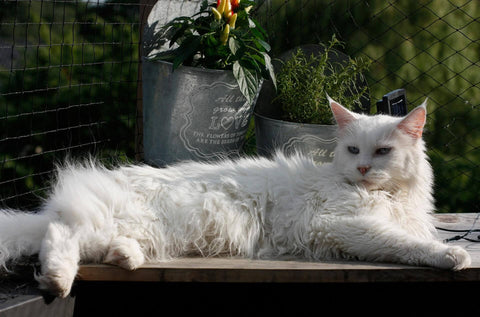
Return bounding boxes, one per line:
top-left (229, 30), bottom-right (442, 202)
top-left (104, 237), bottom-right (145, 271)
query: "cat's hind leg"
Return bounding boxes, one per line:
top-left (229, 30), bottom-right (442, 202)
top-left (35, 222), bottom-right (80, 298)
top-left (103, 236), bottom-right (145, 270)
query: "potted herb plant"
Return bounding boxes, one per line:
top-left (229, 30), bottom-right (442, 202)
top-left (142, 0), bottom-right (275, 166)
top-left (254, 36), bottom-right (371, 163)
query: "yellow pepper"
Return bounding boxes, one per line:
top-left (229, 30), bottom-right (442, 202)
top-left (223, 0), bottom-right (232, 18)
top-left (212, 7), bottom-right (222, 20)
top-left (220, 24), bottom-right (230, 45)
top-left (229, 13), bottom-right (237, 29)
top-left (217, 0), bottom-right (226, 15)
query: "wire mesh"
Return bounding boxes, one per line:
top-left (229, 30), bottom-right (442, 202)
top-left (0, 0), bottom-right (148, 208)
top-left (0, 0), bottom-right (478, 213)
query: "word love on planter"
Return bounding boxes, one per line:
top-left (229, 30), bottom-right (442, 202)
top-left (142, 59), bottom-right (256, 167)
top-left (180, 83), bottom-right (252, 159)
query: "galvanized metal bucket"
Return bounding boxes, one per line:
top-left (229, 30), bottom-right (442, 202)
top-left (142, 59), bottom-right (256, 166)
top-left (255, 112), bottom-right (337, 164)
top-left (254, 44), bottom-right (369, 164)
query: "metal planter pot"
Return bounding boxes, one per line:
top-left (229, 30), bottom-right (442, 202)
top-left (142, 59), bottom-right (257, 166)
top-left (255, 113), bottom-right (337, 163)
top-left (254, 44), bottom-right (369, 164)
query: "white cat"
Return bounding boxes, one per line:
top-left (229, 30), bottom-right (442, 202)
top-left (0, 97), bottom-right (471, 298)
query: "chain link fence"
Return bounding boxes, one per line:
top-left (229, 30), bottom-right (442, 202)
top-left (0, 0), bottom-right (478, 213)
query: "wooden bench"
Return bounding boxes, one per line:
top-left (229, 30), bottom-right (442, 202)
top-left (77, 213), bottom-right (480, 284)
top-left (71, 213), bottom-right (480, 316)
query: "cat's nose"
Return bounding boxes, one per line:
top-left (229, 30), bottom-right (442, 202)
top-left (357, 165), bottom-right (371, 176)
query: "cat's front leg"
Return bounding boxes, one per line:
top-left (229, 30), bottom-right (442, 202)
top-left (35, 222), bottom-right (80, 298)
top-left (314, 216), bottom-right (471, 270)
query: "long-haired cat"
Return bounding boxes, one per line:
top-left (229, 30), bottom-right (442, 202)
top-left (0, 97), bottom-right (471, 297)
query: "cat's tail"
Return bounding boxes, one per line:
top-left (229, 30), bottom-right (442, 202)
top-left (0, 209), bottom-right (53, 269)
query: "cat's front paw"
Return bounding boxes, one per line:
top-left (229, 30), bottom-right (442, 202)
top-left (436, 246), bottom-right (471, 271)
top-left (104, 237), bottom-right (145, 271)
top-left (35, 271), bottom-right (74, 298)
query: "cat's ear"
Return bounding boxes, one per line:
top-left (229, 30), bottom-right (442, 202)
top-left (328, 94), bottom-right (358, 130)
top-left (397, 99), bottom-right (428, 139)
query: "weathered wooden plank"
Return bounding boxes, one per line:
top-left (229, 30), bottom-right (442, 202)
top-left (77, 259), bottom-right (480, 283)
top-left (434, 212), bottom-right (480, 265)
top-left (76, 213), bottom-right (480, 283)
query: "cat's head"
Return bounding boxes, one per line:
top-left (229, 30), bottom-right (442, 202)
top-left (329, 96), bottom-right (431, 192)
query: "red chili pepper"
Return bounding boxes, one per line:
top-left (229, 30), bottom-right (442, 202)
top-left (231, 0), bottom-right (240, 11)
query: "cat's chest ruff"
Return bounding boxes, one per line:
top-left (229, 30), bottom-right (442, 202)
top-left (312, 184), bottom-right (402, 217)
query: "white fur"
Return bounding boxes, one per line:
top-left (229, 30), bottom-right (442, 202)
top-left (0, 99), bottom-right (471, 297)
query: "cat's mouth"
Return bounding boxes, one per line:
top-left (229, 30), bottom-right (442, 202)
top-left (359, 180), bottom-right (378, 190)
top-left (344, 172), bottom-right (389, 191)
top-left (360, 180), bottom-right (373, 187)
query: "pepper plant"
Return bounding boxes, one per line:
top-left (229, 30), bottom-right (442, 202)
top-left (150, 0), bottom-right (276, 104)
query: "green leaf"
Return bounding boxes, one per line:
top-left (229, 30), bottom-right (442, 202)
top-left (169, 23), bottom-right (190, 47)
top-left (229, 37), bottom-right (241, 56)
top-left (206, 34), bottom-right (219, 47)
top-left (172, 35), bottom-right (201, 69)
top-left (249, 27), bottom-right (265, 43)
top-left (148, 50), bottom-right (177, 62)
top-left (256, 39), bottom-right (271, 52)
top-left (163, 16), bottom-right (193, 30)
top-left (200, 0), bottom-right (209, 11)
top-left (243, 54), bottom-right (263, 74)
top-left (261, 52), bottom-right (277, 90)
top-left (247, 17), bottom-right (256, 28)
top-left (251, 17), bottom-right (268, 38)
top-left (233, 61), bottom-right (259, 103)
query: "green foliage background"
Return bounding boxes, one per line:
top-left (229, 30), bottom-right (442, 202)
top-left (0, 0), bottom-right (478, 213)
top-left (0, 0), bottom-right (139, 207)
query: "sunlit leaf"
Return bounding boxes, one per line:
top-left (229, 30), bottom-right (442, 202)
top-left (261, 52), bottom-right (276, 89)
top-left (233, 61), bottom-right (259, 103)
top-left (229, 37), bottom-right (241, 55)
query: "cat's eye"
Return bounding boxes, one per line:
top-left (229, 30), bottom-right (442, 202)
top-left (348, 146), bottom-right (360, 154)
top-left (375, 147), bottom-right (391, 155)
